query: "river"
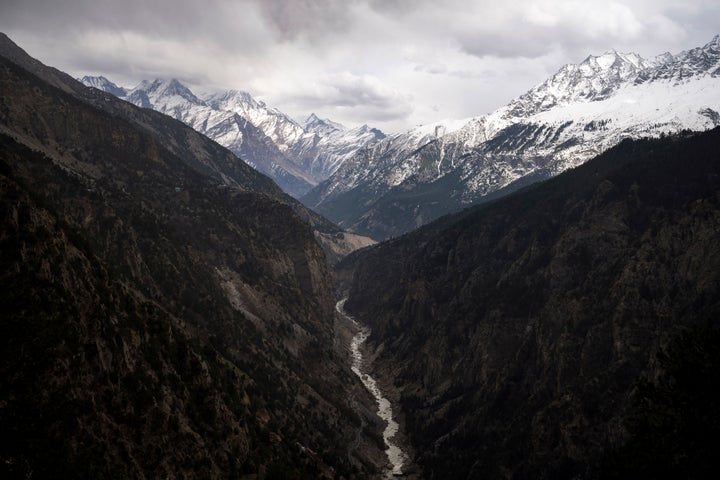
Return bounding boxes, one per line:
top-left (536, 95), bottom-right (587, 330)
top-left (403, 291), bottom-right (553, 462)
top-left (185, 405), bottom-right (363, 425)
top-left (336, 299), bottom-right (408, 478)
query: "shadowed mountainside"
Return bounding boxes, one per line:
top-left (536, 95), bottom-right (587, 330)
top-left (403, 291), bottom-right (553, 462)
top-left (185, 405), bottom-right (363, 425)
top-left (0, 35), bottom-right (386, 478)
top-left (343, 128), bottom-right (720, 478)
top-left (0, 32), bottom-right (373, 264)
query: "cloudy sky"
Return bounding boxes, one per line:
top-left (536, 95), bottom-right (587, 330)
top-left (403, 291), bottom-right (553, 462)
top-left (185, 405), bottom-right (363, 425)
top-left (1, 0), bottom-right (718, 133)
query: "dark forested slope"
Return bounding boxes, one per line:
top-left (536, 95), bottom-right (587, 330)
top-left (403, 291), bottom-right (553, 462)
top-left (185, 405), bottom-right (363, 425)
top-left (0, 36), bottom-right (385, 478)
top-left (344, 128), bottom-right (720, 478)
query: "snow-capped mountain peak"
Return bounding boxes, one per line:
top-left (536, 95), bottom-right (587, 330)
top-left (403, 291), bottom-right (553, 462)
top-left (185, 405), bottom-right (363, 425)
top-left (505, 50), bottom-right (654, 117)
top-left (203, 89), bottom-right (307, 149)
top-left (162, 78), bottom-right (201, 101)
top-left (303, 34), bottom-right (720, 240)
top-left (129, 78), bottom-right (205, 107)
top-left (79, 75), bottom-right (127, 97)
top-left (589, 50), bottom-right (646, 70)
top-left (637, 35), bottom-right (720, 84)
top-left (206, 89), bottom-right (260, 112)
top-left (79, 75), bottom-right (385, 197)
top-left (304, 113), bottom-right (346, 135)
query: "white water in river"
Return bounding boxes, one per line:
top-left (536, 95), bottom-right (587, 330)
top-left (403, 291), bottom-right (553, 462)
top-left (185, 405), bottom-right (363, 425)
top-left (337, 299), bottom-right (407, 478)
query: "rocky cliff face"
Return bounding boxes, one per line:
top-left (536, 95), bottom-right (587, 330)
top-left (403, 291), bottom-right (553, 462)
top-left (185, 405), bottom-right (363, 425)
top-left (343, 128), bottom-right (720, 478)
top-left (0, 34), bottom-right (385, 478)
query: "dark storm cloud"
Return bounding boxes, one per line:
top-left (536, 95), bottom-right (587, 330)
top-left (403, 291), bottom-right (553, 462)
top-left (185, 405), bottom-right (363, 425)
top-left (256, 0), bottom-right (357, 42)
top-left (2, 0), bottom-right (200, 36)
top-left (0, 0), bottom-right (364, 48)
top-left (366, 0), bottom-right (437, 14)
top-left (0, 0), bottom-right (280, 85)
top-left (277, 72), bottom-right (413, 122)
top-left (2, 1), bottom-right (717, 62)
top-left (453, 1), bottom-right (718, 61)
top-left (1, 0), bottom-right (718, 132)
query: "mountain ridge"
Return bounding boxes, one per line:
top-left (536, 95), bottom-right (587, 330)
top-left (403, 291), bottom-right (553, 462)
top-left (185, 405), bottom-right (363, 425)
top-left (1, 32), bottom-right (386, 477)
top-left (80, 76), bottom-right (386, 198)
top-left (342, 127), bottom-right (720, 478)
top-left (304, 34), bottom-right (720, 240)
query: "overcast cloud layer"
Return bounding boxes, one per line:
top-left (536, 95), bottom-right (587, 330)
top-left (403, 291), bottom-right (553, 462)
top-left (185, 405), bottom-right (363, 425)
top-left (1, 0), bottom-right (718, 132)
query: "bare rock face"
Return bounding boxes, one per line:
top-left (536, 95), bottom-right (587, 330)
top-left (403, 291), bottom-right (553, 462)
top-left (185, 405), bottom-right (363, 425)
top-left (343, 129), bottom-right (720, 478)
top-left (0, 35), bottom-right (386, 478)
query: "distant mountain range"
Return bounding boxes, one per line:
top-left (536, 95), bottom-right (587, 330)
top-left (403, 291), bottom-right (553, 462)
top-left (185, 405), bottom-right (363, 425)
top-left (79, 76), bottom-right (385, 198)
top-left (81, 36), bottom-right (719, 241)
top-left (305, 35), bottom-right (720, 240)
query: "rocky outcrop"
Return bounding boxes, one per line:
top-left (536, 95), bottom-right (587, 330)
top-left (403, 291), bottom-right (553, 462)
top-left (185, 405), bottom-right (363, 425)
top-left (344, 128), bottom-right (720, 478)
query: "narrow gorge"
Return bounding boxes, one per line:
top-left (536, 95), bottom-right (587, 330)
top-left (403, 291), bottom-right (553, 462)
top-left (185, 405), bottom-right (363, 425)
top-left (336, 299), bottom-right (410, 478)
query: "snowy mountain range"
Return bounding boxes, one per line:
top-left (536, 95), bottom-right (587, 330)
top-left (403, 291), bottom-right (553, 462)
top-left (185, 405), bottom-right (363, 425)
top-left (302, 35), bottom-right (720, 240)
top-left (80, 76), bottom-right (385, 197)
top-left (82, 35), bottom-right (720, 240)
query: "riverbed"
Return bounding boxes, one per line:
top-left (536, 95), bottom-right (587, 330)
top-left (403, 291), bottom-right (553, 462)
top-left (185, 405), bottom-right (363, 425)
top-left (336, 299), bottom-right (408, 478)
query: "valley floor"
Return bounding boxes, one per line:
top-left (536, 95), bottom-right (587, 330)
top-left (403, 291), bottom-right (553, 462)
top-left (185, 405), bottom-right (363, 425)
top-left (336, 299), bottom-right (422, 479)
